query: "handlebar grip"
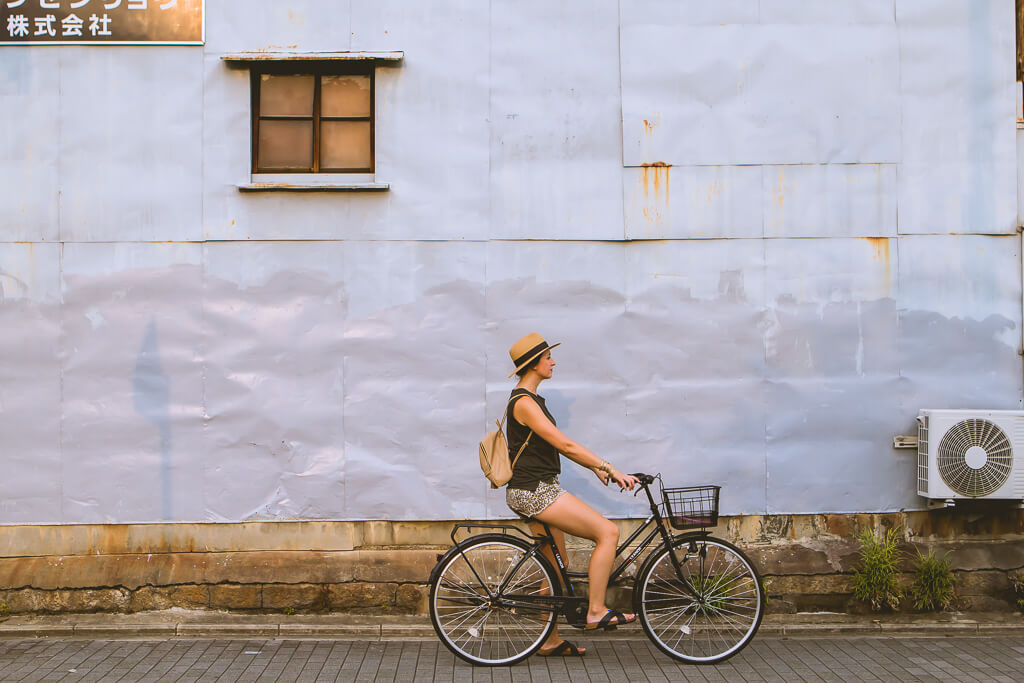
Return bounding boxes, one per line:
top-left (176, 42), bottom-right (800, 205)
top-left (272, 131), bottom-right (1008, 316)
top-left (630, 472), bottom-right (655, 486)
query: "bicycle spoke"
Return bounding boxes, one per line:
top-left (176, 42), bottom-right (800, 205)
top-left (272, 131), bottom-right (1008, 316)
top-left (638, 538), bottom-right (763, 664)
top-left (430, 537), bottom-right (556, 666)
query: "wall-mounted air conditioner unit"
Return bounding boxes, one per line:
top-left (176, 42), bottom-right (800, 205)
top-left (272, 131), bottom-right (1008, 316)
top-left (917, 409), bottom-right (1024, 505)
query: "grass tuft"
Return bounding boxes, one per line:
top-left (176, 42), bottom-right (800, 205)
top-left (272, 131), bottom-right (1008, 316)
top-left (908, 548), bottom-right (954, 611)
top-left (852, 526), bottom-right (902, 611)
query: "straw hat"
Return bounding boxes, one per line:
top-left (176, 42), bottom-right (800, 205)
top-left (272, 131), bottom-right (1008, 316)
top-left (507, 333), bottom-right (561, 378)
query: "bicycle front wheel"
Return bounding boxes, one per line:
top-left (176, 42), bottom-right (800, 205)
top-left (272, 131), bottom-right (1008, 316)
top-left (429, 534), bottom-right (558, 666)
top-left (636, 536), bottom-right (763, 664)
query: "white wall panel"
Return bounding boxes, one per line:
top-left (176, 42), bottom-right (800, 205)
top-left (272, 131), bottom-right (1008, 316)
top-left (202, 242), bottom-right (348, 521)
top-left (0, 49), bottom-right (59, 242)
top-left (619, 0), bottom-right (758, 26)
top-left (60, 243), bottom-right (205, 523)
top-left (623, 240), bottom-right (768, 515)
top-left (621, 23), bottom-right (900, 166)
top-left (762, 238), bottom-right (903, 512)
top-left (896, 0), bottom-right (1017, 234)
top-left (758, 0), bottom-right (895, 24)
top-left (489, 0), bottom-right (623, 240)
top-left (204, 0), bottom-right (351, 54)
top-left (764, 164), bottom-right (897, 238)
top-left (898, 235), bottom-right (1022, 414)
top-left (342, 241), bottom-right (486, 519)
top-left (58, 48), bottom-right (203, 242)
top-left (0, 243), bottom-right (62, 522)
top-left (485, 242), bottom-right (629, 515)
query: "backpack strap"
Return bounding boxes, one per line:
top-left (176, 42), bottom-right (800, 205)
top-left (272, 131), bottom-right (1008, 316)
top-left (502, 393), bottom-right (533, 471)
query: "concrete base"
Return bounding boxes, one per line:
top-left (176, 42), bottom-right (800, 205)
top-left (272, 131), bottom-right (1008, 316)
top-left (1, 508), bottom-right (1022, 616)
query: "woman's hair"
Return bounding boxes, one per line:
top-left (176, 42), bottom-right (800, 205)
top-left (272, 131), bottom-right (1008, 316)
top-left (514, 356), bottom-right (541, 378)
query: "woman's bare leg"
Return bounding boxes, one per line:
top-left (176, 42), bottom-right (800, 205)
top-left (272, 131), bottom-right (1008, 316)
top-left (535, 492), bottom-right (631, 624)
top-left (526, 521), bottom-right (582, 651)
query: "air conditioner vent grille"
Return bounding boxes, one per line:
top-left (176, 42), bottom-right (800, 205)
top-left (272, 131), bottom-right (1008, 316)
top-left (918, 416), bottom-right (929, 493)
top-left (936, 419), bottom-right (1013, 497)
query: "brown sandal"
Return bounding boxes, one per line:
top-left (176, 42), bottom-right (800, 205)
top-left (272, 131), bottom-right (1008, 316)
top-left (584, 609), bottom-right (635, 631)
top-left (538, 640), bottom-right (586, 657)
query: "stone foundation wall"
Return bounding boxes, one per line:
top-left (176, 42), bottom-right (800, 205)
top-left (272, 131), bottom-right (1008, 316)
top-left (1, 507), bottom-right (1022, 616)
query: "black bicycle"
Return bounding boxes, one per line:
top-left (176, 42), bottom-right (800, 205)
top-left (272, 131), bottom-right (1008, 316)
top-left (428, 473), bottom-right (764, 666)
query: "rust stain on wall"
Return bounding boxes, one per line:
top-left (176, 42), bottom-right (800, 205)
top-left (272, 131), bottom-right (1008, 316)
top-left (863, 237), bottom-right (892, 295)
top-left (641, 112), bottom-right (661, 137)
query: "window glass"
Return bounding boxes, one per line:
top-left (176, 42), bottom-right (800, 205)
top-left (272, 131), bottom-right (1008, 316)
top-left (321, 74), bottom-right (371, 118)
top-left (320, 120), bottom-right (372, 170)
top-left (259, 74), bottom-right (315, 116)
top-left (258, 120), bottom-right (313, 169)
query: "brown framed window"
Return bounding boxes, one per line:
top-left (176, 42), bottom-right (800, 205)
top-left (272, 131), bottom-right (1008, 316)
top-left (251, 63), bottom-right (374, 173)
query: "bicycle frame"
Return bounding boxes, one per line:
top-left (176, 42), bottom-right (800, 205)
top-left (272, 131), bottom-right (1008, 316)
top-left (444, 476), bottom-right (705, 622)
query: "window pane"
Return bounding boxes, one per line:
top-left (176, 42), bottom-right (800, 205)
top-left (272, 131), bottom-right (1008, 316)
top-left (320, 120), bottom-right (371, 170)
top-left (321, 74), bottom-right (371, 117)
top-left (258, 120), bottom-right (312, 170)
top-left (259, 74), bottom-right (314, 116)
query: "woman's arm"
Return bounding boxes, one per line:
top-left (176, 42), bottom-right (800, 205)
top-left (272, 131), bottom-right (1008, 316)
top-left (513, 397), bottom-right (636, 490)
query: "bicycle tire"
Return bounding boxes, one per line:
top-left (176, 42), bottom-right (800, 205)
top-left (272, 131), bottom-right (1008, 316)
top-left (636, 535), bottom-right (764, 664)
top-left (429, 533), bottom-right (559, 666)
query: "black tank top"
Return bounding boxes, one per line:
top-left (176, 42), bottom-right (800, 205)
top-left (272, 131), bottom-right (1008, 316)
top-left (505, 388), bottom-right (561, 490)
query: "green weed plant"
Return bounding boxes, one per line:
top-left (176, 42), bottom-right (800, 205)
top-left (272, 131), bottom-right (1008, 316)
top-left (908, 548), bottom-right (954, 611)
top-left (852, 527), bottom-right (903, 611)
top-left (1011, 574), bottom-right (1024, 611)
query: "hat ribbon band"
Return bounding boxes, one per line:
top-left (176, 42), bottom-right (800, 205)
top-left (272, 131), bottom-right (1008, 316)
top-left (513, 341), bottom-right (549, 368)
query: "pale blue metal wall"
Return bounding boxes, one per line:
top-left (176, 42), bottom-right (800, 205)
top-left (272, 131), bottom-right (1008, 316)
top-left (0, 0), bottom-right (1020, 523)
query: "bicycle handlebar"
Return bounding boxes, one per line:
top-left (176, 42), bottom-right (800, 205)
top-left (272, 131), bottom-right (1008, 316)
top-left (630, 472), bottom-right (656, 486)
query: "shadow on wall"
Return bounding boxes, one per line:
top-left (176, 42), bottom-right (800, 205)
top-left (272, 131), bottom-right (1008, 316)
top-left (133, 318), bottom-right (172, 520)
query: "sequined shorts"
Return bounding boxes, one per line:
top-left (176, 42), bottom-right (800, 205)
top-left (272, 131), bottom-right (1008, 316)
top-left (506, 476), bottom-right (566, 518)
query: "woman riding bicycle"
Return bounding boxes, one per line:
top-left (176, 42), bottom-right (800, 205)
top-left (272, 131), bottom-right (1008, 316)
top-left (503, 333), bottom-right (640, 656)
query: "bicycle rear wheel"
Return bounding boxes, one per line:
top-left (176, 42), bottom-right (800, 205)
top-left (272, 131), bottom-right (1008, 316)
top-left (429, 534), bottom-right (558, 666)
top-left (636, 535), bottom-right (763, 664)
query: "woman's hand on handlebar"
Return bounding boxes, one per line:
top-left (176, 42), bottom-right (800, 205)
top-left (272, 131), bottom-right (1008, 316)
top-left (612, 470), bottom-right (638, 491)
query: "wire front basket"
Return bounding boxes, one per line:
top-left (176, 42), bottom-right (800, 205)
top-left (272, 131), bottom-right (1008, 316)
top-left (662, 485), bottom-right (720, 530)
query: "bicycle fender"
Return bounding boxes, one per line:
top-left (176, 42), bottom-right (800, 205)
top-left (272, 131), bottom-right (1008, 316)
top-left (428, 533), bottom-right (532, 586)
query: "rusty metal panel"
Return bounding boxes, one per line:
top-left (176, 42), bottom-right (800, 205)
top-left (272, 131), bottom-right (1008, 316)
top-left (60, 243), bottom-right (206, 523)
top-left (58, 48), bottom-right (203, 242)
top-left (623, 165), bottom-right (763, 240)
top-left (620, 20), bottom-right (901, 166)
top-left (764, 164), bottom-right (898, 238)
top-left (1, 49), bottom-right (59, 242)
top-left (896, 0), bottom-right (1018, 234)
top-left (898, 235), bottom-right (1022, 413)
top-left (489, 0), bottom-right (623, 240)
top-left (0, 243), bottom-right (62, 522)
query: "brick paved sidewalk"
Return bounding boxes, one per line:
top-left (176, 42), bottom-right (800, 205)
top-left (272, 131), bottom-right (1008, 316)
top-left (2, 635), bottom-right (1024, 682)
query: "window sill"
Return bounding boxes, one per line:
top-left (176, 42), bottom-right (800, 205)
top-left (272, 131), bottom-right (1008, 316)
top-left (239, 173), bottom-right (388, 192)
top-left (238, 182), bottom-right (389, 192)
top-left (222, 51), bottom-right (403, 63)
